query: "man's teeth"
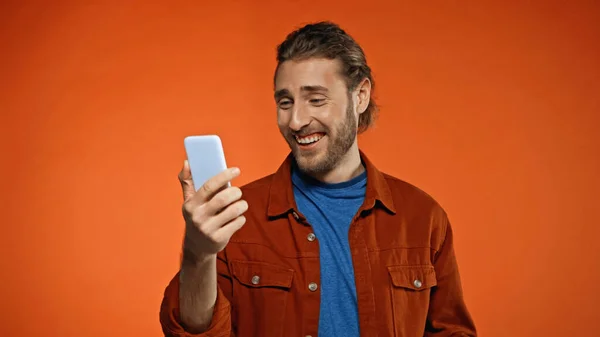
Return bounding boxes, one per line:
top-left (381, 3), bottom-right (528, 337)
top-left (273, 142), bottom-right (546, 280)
top-left (296, 134), bottom-right (323, 144)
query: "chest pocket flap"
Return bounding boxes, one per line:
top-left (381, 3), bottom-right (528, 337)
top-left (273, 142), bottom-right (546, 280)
top-left (231, 260), bottom-right (294, 289)
top-left (388, 265), bottom-right (437, 291)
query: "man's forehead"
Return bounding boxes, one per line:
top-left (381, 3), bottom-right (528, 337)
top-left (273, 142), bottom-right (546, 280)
top-left (274, 58), bottom-right (344, 91)
top-left (274, 85), bottom-right (330, 100)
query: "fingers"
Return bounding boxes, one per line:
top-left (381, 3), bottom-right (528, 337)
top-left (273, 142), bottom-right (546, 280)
top-left (186, 199), bottom-right (248, 246)
top-left (195, 197), bottom-right (247, 233)
top-left (196, 167), bottom-right (241, 202)
top-left (183, 179), bottom-right (247, 233)
top-left (179, 159), bottom-right (240, 203)
top-left (178, 159), bottom-right (246, 255)
top-left (179, 160), bottom-right (196, 201)
top-left (214, 215), bottom-right (247, 243)
top-left (202, 186), bottom-right (243, 215)
top-left (206, 198), bottom-right (248, 230)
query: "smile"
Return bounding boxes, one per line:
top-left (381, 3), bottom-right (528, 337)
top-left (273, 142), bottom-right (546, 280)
top-left (294, 133), bottom-right (325, 145)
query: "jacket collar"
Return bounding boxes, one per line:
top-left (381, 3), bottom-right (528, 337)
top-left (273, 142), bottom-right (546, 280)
top-left (266, 150), bottom-right (396, 218)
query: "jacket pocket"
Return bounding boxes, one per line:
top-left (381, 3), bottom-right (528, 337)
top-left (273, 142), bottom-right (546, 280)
top-left (230, 260), bottom-right (294, 337)
top-left (388, 265), bottom-right (437, 337)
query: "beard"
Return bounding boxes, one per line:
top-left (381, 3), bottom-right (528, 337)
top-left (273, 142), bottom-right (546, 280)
top-left (283, 100), bottom-right (357, 177)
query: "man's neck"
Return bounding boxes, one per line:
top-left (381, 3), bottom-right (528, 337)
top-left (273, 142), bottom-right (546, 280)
top-left (313, 145), bottom-right (365, 184)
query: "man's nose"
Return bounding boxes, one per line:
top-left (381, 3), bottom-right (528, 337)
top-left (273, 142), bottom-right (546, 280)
top-left (288, 105), bottom-right (311, 131)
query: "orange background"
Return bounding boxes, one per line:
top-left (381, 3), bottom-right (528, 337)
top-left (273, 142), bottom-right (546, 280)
top-left (1, 1), bottom-right (599, 336)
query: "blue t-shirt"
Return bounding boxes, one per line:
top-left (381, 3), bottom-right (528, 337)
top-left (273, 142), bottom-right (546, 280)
top-left (291, 164), bottom-right (367, 337)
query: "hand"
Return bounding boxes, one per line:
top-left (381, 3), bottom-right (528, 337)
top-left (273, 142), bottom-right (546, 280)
top-left (179, 160), bottom-right (248, 260)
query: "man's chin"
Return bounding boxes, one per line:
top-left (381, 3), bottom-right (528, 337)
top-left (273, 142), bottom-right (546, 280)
top-left (292, 144), bottom-right (321, 159)
top-left (293, 152), bottom-right (328, 175)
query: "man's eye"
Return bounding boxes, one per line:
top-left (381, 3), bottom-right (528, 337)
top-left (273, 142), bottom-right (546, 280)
top-left (310, 99), bottom-right (325, 105)
top-left (278, 100), bottom-right (292, 109)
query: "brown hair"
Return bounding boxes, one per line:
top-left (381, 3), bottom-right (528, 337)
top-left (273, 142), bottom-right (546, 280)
top-left (275, 21), bottom-right (378, 134)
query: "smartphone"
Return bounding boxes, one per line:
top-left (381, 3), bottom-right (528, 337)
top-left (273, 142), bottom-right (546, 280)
top-left (184, 135), bottom-right (230, 191)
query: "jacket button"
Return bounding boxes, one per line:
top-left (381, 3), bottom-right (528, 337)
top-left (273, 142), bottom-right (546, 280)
top-left (292, 211), bottom-right (300, 220)
top-left (413, 279), bottom-right (422, 288)
top-left (308, 282), bottom-right (318, 292)
top-left (307, 233), bottom-right (316, 241)
top-left (251, 275), bottom-right (260, 285)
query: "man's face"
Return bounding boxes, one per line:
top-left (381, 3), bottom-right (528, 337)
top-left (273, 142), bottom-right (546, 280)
top-left (274, 58), bottom-right (359, 176)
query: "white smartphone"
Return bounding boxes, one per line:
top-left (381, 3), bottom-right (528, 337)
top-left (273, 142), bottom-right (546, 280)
top-left (184, 135), bottom-right (230, 191)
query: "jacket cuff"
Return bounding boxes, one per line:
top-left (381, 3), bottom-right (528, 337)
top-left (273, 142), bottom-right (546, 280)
top-left (160, 272), bottom-right (232, 337)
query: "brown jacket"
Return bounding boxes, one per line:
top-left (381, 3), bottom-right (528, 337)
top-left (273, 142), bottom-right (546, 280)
top-left (160, 151), bottom-right (477, 337)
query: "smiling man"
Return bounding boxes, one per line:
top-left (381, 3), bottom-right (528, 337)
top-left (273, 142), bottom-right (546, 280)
top-left (160, 21), bottom-right (477, 337)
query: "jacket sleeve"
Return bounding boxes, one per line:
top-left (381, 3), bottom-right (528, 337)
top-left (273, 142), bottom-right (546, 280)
top-left (425, 216), bottom-right (477, 336)
top-left (160, 252), bottom-right (235, 337)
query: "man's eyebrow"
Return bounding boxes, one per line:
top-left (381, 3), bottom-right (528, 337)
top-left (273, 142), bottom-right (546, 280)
top-left (274, 88), bottom-right (290, 100)
top-left (274, 85), bottom-right (329, 100)
top-left (300, 85), bottom-right (329, 93)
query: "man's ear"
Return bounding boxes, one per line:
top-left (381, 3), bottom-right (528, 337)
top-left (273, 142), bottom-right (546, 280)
top-left (355, 77), bottom-right (372, 114)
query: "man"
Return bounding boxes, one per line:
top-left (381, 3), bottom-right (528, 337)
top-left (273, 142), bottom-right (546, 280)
top-left (160, 21), bottom-right (476, 337)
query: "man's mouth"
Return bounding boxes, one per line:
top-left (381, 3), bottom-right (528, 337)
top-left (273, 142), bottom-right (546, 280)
top-left (294, 132), bottom-right (325, 145)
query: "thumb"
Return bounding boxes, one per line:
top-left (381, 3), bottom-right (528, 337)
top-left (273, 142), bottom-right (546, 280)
top-left (179, 159), bottom-right (196, 201)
